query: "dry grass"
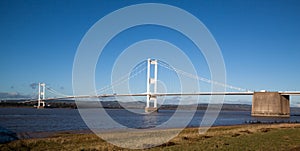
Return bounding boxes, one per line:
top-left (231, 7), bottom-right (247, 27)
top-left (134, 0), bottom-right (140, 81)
top-left (1, 123), bottom-right (300, 151)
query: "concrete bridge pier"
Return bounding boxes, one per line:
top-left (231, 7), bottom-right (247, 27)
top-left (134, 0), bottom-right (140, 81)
top-left (251, 92), bottom-right (290, 117)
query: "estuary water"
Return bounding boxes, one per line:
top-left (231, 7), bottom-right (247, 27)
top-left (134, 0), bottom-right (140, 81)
top-left (0, 107), bottom-right (300, 142)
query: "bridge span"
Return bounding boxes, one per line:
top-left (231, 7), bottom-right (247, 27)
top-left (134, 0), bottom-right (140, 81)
top-left (34, 59), bottom-right (300, 117)
top-left (36, 91), bottom-right (300, 118)
top-left (40, 91), bottom-right (300, 100)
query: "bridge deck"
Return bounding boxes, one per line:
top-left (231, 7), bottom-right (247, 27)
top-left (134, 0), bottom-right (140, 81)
top-left (37, 91), bottom-right (300, 101)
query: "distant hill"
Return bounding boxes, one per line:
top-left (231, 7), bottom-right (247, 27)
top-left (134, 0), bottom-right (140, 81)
top-left (6, 99), bottom-right (300, 112)
top-left (0, 100), bottom-right (253, 111)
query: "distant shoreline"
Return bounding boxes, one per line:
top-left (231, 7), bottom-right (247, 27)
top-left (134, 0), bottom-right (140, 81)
top-left (0, 101), bottom-right (253, 111)
top-left (1, 102), bottom-right (300, 112)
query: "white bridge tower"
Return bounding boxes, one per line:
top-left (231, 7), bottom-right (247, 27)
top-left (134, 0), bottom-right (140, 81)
top-left (37, 83), bottom-right (46, 109)
top-left (145, 58), bottom-right (158, 112)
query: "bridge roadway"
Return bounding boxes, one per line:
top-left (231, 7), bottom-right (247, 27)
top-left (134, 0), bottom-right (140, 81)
top-left (41, 91), bottom-right (300, 101)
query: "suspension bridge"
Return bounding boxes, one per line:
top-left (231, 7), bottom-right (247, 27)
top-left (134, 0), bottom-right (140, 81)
top-left (29, 59), bottom-right (300, 117)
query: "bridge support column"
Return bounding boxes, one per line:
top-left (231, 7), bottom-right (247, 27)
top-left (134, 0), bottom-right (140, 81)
top-left (145, 59), bottom-right (158, 113)
top-left (251, 92), bottom-right (290, 117)
top-left (37, 83), bottom-right (46, 109)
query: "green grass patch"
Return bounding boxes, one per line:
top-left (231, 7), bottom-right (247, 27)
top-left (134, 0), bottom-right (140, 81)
top-left (1, 124), bottom-right (300, 151)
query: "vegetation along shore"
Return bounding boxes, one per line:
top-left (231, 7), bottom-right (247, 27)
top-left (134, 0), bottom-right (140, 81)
top-left (1, 123), bottom-right (300, 151)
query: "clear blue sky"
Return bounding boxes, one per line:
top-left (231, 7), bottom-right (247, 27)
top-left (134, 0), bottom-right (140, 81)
top-left (1, 0), bottom-right (300, 104)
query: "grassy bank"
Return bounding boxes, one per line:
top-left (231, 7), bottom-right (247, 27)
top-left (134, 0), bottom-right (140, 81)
top-left (1, 123), bottom-right (300, 150)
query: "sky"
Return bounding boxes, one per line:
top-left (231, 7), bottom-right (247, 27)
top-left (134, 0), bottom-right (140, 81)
top-left (0, 0), bottom-right (300, 105)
